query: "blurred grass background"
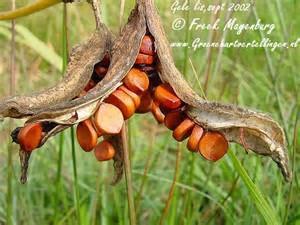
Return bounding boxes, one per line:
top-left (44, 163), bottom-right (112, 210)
top-left (0, 0), bottom-right (299, 224)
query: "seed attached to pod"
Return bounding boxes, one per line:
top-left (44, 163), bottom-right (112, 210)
top-left (187, 125), bottom-right (204, 152)
top-left (94, 65), bottom-right (108, 78)
top-left (173, 118), bottom-right (195, 142)
top-left (105, 90), bottom-right (136, 119)
top-left (94, 103), bottom-right (124, 134)
top-left (76, 119), bottom-right (98, 152)
top-left (151, 100), bottom-right (165, 123)
top-left (136, 91), bottom-right (153, 114)
top-left (123, 68), bottom-right (149, 94)
top-left (135, 53), bottom-right (155, 65)
top-left (164, 110), bottom-right (185, 130)
top-left (118, 86), bottom-right (141, 108)
top-left (94, 140), bottom-right (116, 161)
top-left (199, 131), bottom-right (228, 162)
top-left (18, 123), bottom-right (43, 152)
top-left (140, 35), bottom-right (155, 56)
top-left (154, 84), bottom-right (182, 110)
top-left (84, 80), bottom-right (96, 92)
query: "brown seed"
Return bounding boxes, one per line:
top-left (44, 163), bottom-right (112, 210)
top-left (96, 54), bottom-right (110, 67)
top-left (76, 119), bottom-right (98, 152)
top-left (84, 80), bottom-right (96, 92)
top-left (94, 103), bottom-right (124, 134)
top-left (199, 131), bottom-right (228, 162)
top-left (135, 53), bottom-right (155, 65)
top-left (151, 101), bottom-right (165, 124)
top-left (94, 140), bottom-right (116, 161)
top-left (164, 110), bottom-right (185, 130)
top-left (173, 118), bottom-right (195, 142)
top-left (118, 85), bottom-right (141, 108)
top-left (123, 68), bottom-right (149, 94)
top-left (154, 84), bottom-right (182, 110)
top-left (94, 65), bottom-right (108, 78)
top-left (187, 125), bottom-right (204, 152)
top-left (18, 123), bottom-right (43, 152)
top-left (140, 35), bottom-right (155, 55)
top-left (136, 91), bottom-right (153, 114)
top-left (105, 90), bottom-right (136, 119)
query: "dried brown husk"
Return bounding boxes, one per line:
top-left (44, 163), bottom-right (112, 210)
top-left (26, 0), bottom-right (290, 181)
top-left (0, 23), bottom-right (112, 119)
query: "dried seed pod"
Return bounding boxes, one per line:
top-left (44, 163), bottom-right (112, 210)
top-left (18, 123), bottom-right (43, 152)
top-left (187, 125), bottom-right (204, 152)
top-left (151, 100), bottom-right (165, 124)
top-left (164, 110), bottom-right (185, 130)
top-left (140, 35), bottom-right (155, 55)
top-left (94, 103), bottom-right (124, 134)
top-left (123, 68), bottom-right (149, 94)
top-left (173, 118), bottom-right (195, 142)
top-left (118, 86), bottom-right (141, 108)
top-left (135, 53), bottom-right (155, 65)
top-left (94, 140), bottom-right (116, 161)
top-left (105, 90), bottom-right (136, 119)
top-left (136, 91), bottom-right (153, 114)
top-left (199, 131), bottom-right (228, 162)
top-left (154, 84), bottom-right (182, 110)
top-left (76, 119), bottom-right (98, 152)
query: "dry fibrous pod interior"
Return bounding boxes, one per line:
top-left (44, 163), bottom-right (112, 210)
top-left (0, 0), bottom-right (291, 183)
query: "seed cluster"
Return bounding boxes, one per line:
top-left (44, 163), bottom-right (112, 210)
top-left (16, 34), bottom-right (229, 163)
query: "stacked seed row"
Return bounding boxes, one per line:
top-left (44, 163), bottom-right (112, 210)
top-left (15, 34), bottom-right (229, 163)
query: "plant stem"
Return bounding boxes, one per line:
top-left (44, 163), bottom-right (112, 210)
top-left (6, 1), bottom-right (16, 224)
top-left (121, 124), bottom-right (136, 225)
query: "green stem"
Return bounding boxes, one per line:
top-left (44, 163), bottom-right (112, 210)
top-left (0, 0), bottom-right (62, 20)
top-left (122, 124), bottom-right (136, 225)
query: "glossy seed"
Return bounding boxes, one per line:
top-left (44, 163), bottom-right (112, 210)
top-left (123, 68), bottom-right (150, 94)
top-left (118, 85), bottom-right (141, 108)
top-left (154, 84), bottom-right (182, 110)
top-left (76, 119), bottom-right (98, 152)
top-left (140, 35), bottom-right (155, 55)
top-left (18, 123), bottom-right (43, 152)
top-left (164, 110), bottom-right (185, 130)
top-left (136, 91), bottom-right (153, 114)
top-left (151, 100), bottom-right (165, 124)
top-left (94, 103), bottom-right (124, 134)
top-left (187, 125), bottom-right (204, 152)
top-left (94, 140), bottom-right (116, 161)
top-left (135, 53), bottom-right (155, 65)
top-left (105, 90), bottom-right (136, 119)
top-left (173, 118), bottom-right (195, 142)
top-left (199, 131), bottom-right (228, 162)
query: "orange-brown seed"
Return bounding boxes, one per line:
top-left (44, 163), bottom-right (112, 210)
top-left (199, 131), bottom-right (228, 162)
top-left (151, 101), bottom-right (165, 124)
top-left (123, 68), bottom-right (149, 94)
top-left (173, 118), bottom-right (195, 142)
top-left (76, 120), bottom-right (98, 152)
top-left (18, 123), bottom-right (43, 152)
top-left (118, 85), bottom-right (141, 108)
top-left (164, 110), bottom-right (185, 130)
top-left (105, 90), bottom-right (136, 119)
top-left (187, 125), bottom-right (204, 152)
top-left (154, 84), bottom-right (182, 110)
top-left (140, 35), bottom-right (155, 56)
top-left (135, 53), bottom-right (155, 65)
top-left (84, 80), bottom-right (96, 92)
top-left (136, 91), bottom-right (153, 114)
top-left (94, 140), bottom-right (116, 161)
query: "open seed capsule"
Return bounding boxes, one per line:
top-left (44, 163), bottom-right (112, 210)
top-left (140, 35), bottom-right (155, 56)
top-left (118, 86), bottom-right (141, 108)
top-left (123, 68), bottom-right (149, 94)
top-left (187, 125), bottom-right (204, 152)
top-left (94, 140), bottom-right (116, 161)
top-left (18, 123), bottom-right (43, 152)
top-left (94, 103), bottom-right (124, 134)
top-left (164, 110), bottom-right (185, 130)
top-left (173, 118), bottom-right (195, 142)
top-left (136, 91), bottom-right (153, 114)
top-left (76, 119), bottom-right (98, 152)
top-left (135, 53), bottom-right (155, 65)
top-left (154, 84), bottom-right (182, 110)
top-left (199, 131), bottom-right (228, 162)
top-left (151, 100), bottom-right (165, 123)
top-left (105, 90), bottom-right (136, 119)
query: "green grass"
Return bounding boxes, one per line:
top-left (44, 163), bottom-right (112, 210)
top-left (0, 0), bottom-right (299, 224)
